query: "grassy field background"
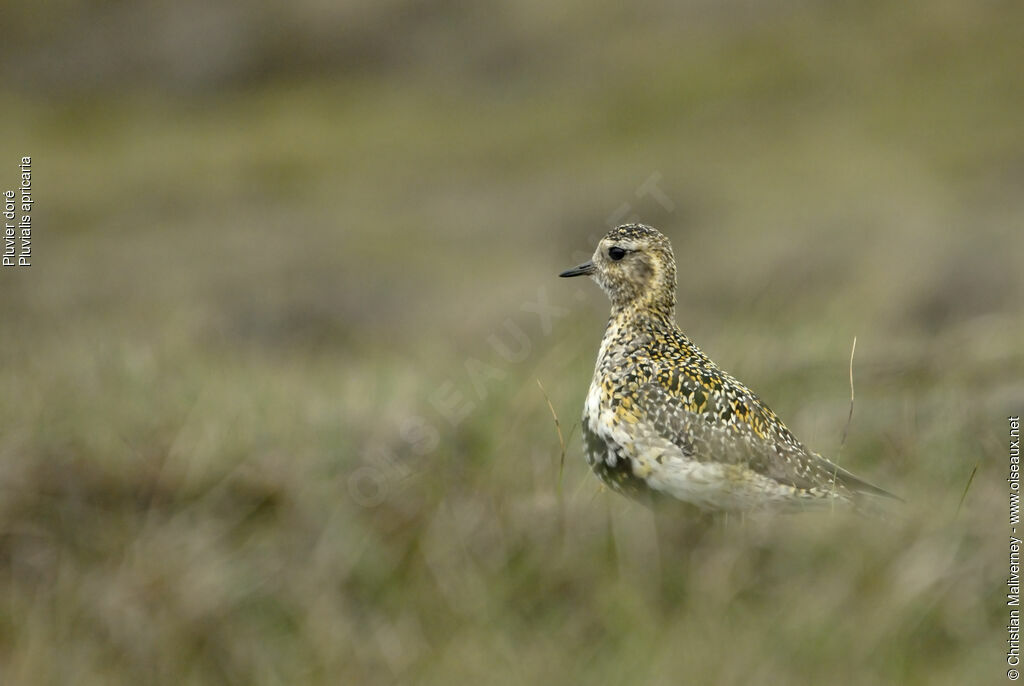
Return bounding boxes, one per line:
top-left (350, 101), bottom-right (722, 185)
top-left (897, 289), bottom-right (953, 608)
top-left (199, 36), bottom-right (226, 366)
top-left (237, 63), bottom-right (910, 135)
top-left (0, 1), bottom-right (1021, 684)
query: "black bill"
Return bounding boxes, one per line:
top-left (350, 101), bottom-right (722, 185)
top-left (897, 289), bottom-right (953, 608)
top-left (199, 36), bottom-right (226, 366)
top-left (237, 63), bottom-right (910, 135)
top-left (558, 261), bottom-right (595, 278)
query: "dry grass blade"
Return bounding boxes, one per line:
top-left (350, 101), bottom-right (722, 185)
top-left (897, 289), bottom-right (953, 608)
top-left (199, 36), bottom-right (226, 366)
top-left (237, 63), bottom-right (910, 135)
top-left (831, 336), bottom-right (857, 508)
top-left (840, 335), bottom-right (857, 454)
top-left (955, 464), bottom-right (978, 519)
top-left (536, 378), bottom-right (566, 494)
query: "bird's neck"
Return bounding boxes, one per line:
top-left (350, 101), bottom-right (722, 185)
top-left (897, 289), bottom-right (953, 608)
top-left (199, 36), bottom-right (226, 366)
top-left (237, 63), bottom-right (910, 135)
top-left (610, 291), bottom-right (676, 327)
top-left (596, 302), bottom-right (678, 378)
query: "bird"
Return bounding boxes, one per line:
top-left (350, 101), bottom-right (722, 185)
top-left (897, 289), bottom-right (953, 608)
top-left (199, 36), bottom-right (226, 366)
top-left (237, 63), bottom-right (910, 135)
top-left (559, 223), bottom-right (897, 512)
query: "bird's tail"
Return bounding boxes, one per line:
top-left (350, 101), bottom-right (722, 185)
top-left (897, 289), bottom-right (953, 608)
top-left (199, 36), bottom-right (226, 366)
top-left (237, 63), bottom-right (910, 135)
top-left (831, 463), bottom-right (902, 501)
top-left (823, 459), bottom-right (904, 519)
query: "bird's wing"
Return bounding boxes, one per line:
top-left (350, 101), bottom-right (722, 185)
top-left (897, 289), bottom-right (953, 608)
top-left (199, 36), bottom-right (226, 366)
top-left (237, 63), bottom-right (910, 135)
top-left (633, 367), bottom-right (892, 497)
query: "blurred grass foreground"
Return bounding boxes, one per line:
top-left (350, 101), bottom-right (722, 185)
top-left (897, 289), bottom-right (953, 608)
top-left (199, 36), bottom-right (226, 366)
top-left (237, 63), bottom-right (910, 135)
top-left (0, 1), bottom-right (1022, 684)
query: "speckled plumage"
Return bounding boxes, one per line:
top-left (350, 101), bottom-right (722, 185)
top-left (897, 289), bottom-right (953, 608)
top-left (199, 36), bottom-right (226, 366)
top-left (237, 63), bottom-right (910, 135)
top-left (560, 223), bottom-right (895, 512)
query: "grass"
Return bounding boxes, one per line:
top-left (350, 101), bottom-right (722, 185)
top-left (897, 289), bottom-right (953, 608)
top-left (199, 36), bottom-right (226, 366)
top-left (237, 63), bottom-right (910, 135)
top-left (0, 2), bottom-right (1020, 683)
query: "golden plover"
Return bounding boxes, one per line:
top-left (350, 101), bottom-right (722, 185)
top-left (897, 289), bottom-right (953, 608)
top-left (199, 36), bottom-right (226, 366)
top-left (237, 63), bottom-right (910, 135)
top-left (560, 223), bottom-right (895, 512)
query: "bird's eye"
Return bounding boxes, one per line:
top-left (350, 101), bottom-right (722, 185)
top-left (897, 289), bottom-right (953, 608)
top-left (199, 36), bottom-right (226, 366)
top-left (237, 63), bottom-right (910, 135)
top-left (608, 246), bottom-right (626, 261)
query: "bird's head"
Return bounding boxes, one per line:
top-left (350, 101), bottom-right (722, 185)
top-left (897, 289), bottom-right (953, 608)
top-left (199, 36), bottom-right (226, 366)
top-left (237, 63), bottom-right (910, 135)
top-left (560, 223), bottom-right (677, 314)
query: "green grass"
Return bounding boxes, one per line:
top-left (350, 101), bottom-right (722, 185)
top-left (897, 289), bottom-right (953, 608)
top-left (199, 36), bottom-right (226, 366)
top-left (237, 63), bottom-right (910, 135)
top-left (0, 1), bottom-right (1020, 683)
